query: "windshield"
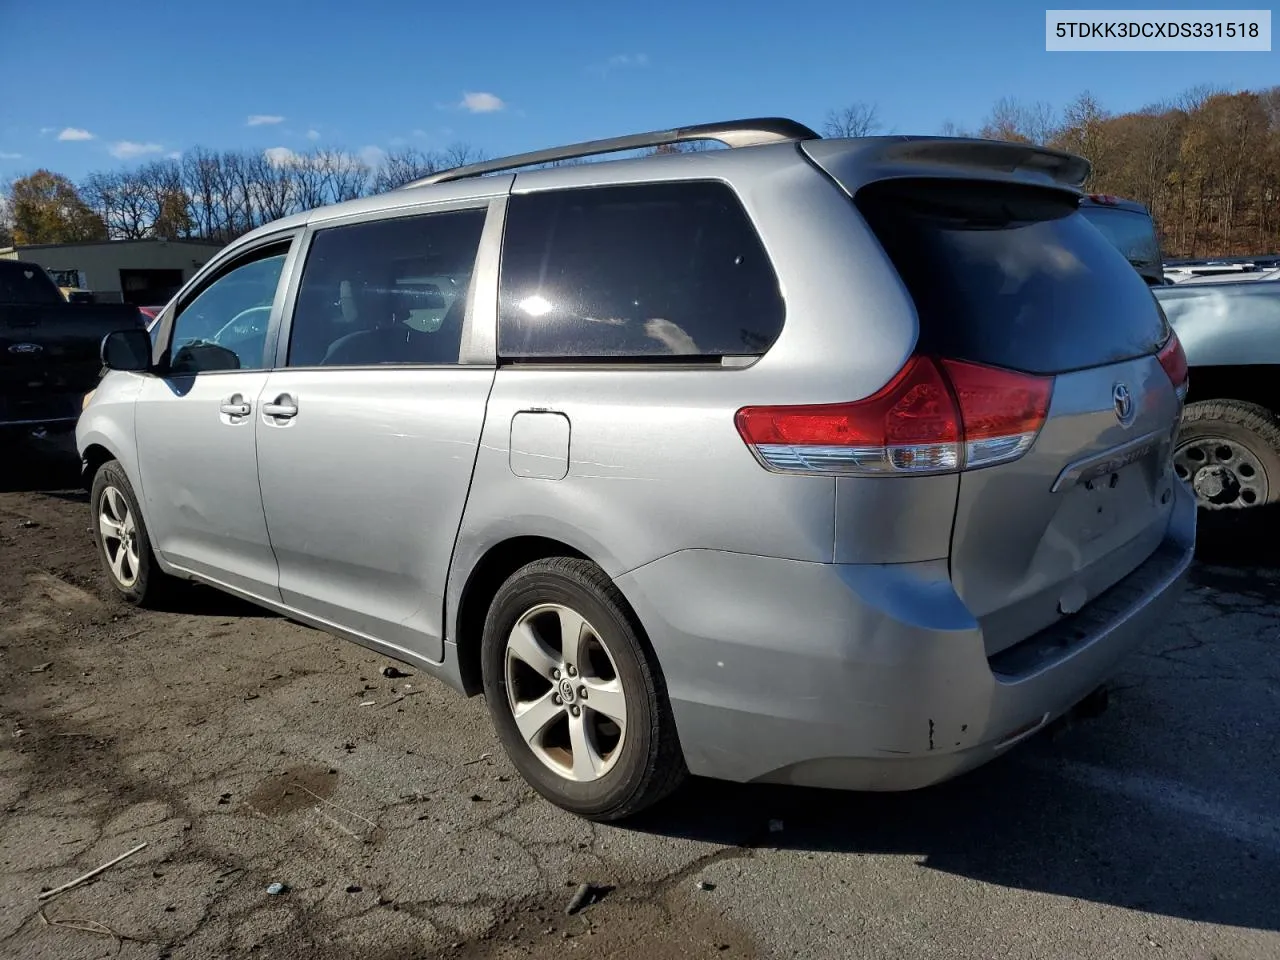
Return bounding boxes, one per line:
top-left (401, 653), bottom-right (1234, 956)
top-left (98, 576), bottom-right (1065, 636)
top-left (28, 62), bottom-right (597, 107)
top-left (1079, 205), bottom-right (1163, 279)
top-left (0, 261), bottom-right (64, 305)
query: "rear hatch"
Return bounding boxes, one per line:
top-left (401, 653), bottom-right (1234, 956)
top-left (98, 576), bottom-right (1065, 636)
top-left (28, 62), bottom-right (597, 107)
top-left (826, 171), bottom-right (1185, 656)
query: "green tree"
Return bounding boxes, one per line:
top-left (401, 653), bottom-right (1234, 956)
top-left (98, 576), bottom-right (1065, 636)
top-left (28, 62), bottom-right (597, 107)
top-left (7, 169), bottom-right (107, 244)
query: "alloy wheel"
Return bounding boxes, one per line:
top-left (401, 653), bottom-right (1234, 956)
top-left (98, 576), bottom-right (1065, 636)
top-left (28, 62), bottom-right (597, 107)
top-left (503, 602), bottom-right (628, 782)
top-left (98, 486), bottom-right (140, 587)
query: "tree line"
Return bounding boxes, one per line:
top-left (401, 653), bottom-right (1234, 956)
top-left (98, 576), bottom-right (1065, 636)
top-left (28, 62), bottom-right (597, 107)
top-left (5, 85), bottom-right (1279, 258)
top-left (0, 143), bottom-right (486, 248)
top-left (830, 85), bottom-right (1280, 258)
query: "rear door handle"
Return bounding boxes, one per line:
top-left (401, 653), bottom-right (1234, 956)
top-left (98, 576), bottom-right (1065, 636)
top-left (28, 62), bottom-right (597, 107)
top-left (262, 394), bottom-right (298, 419)
top-left (219, 394), bottom-right (251, 418)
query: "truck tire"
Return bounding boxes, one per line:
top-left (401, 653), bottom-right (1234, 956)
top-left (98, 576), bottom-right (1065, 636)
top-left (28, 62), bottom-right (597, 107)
top-left (1174, 400), bottom-right (1280, 515)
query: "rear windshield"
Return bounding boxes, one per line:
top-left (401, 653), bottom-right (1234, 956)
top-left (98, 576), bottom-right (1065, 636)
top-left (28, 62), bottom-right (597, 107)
top-left (0, 261), bottom-right (64, 305)
top-left (856, 179), bottom-right (1169, 375)
top-left (1079, 204), bottom-right (1163, 279)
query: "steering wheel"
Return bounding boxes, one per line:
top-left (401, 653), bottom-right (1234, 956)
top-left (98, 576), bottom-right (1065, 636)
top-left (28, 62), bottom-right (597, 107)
top-left (211, 304), bottom-right (272, 344)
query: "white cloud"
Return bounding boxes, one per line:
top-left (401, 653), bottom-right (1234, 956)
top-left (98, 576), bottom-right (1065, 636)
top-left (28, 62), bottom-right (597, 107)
top-left (247, 114), bottom-right (285, 126)
top-left (358, 144), bottom-right (387, 167)
top-left (39, 126), bottom-right (56, 135)
top-left (592, 53), bottom-right (650, 75)
top-left (57, 127), bottom-right (95, 141)
top-left (264, 146), bottom-right (300, 167)
top-left (459, 91), bottom-right (505, 114)
top-left (0, 151), bottom-right (21, 160)
top-left (166, 151), bottom-right (183, 160)
top-left (110, 141), bottom-right (165, 159)
top-left (411, 128), bottom-right (428, 139)
top-left (306, 128), bottom-right (321, 141)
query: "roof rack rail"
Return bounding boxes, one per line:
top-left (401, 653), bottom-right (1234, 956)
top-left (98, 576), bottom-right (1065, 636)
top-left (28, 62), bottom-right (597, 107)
top-left (400, 117), bottom-right (820, 188)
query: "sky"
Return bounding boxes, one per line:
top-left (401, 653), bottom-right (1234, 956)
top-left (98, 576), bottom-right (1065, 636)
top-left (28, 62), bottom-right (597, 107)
top-left (0, 0), bottom-right (1276, 181)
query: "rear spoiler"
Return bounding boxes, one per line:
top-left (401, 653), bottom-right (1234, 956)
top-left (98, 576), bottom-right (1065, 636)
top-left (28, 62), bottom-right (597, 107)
top-left (803, 136), bottom-right (1092, 192)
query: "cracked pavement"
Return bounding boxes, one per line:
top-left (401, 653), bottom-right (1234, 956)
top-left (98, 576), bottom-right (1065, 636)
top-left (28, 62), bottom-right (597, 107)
top-left (1, 453), bottom-right (1277, 959)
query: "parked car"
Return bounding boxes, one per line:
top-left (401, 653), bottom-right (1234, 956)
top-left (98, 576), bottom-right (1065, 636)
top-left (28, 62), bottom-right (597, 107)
top-left (1163, 260), bottom-right (1280, 284)
top-left (77, 120), bottom-right (1195, 820)
top-left (1, 259), bottom-right (145, 446)
top-left (1077, 196), bottom-right (1280, 525)
top-left (1154, 278), bottom-right (1280, 522)
top-left (1077, 194), bottom-right (1170, 286)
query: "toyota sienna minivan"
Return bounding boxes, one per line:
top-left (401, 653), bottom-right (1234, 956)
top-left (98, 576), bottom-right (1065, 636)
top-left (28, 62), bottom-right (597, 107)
top-left (78, 118), bottom-right (1195, 820)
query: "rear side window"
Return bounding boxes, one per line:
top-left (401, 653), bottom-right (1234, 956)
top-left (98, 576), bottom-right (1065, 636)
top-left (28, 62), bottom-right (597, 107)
top-left (498, 181), bottom-right (784, 360)
top-left (0, 261), bottom-right (63, 304)
top-left (856, 179), bottom-right (1168, 375)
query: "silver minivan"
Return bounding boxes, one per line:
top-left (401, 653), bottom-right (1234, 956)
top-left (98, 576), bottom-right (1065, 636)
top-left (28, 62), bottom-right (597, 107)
top-left (77, 118), bottom-right (1196, 820)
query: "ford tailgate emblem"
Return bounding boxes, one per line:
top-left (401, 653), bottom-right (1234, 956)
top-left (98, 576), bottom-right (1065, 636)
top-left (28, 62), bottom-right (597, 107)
top-left (8, 343), bottom-right (43, 355)
top-left (1113, 383), bottom-right (1134, 425)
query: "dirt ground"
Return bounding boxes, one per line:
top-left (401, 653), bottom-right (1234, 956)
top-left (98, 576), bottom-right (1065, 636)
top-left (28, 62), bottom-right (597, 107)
top-left (2, 446), bottom-right (1278, 960)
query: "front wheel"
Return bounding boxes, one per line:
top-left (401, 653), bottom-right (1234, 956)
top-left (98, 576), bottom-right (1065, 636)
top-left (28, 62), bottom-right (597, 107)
top-left (1174, 400), bottom-right (1280, 513)
top-left (90, 460), bottom-right (175, 606)
top-left (480, 558), bottom-right (686, 821)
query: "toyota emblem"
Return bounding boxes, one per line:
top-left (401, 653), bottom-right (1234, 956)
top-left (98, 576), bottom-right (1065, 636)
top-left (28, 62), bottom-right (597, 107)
top-left (1113, 383), bottom-right (1135, 425)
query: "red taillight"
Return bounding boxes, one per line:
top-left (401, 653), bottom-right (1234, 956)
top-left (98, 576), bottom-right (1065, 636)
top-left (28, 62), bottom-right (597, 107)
top-left (735, 356), bottom-right (1053, 476)
top-left (1157, 329), bottom-right (1189, 402)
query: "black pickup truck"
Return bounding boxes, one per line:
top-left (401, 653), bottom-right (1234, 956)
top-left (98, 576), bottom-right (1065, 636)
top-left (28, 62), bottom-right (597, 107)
top-left (1, 259), bottom-right (145, 447)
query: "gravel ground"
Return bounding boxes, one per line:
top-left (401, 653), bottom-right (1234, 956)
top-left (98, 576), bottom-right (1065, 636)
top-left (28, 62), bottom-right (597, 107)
top-left (1, 447), bottom-right (1277, 960)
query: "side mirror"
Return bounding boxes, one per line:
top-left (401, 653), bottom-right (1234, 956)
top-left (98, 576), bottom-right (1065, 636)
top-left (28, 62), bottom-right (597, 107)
top-left (101, 328), bottom-right (153, 372)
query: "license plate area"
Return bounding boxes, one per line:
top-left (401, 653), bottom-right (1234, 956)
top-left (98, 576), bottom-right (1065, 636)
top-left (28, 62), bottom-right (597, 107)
top-left (1059, 454), bottom-right (1160, 545)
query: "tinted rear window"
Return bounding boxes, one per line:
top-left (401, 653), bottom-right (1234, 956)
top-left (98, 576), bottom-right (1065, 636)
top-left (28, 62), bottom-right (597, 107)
top-left (856, 180), bottom-right (1168, 375)
top-left (498, 181), bottom-right (784, 360)
top-left (1079, 205), bottom-right (1163, 279)
top-left (0, 261), bottom-right (63, 304)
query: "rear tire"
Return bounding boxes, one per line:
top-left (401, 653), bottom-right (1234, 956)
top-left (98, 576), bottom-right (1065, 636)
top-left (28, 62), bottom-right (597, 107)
top-left (90, 460), bottom-right (176, 606)
top-left (1175, 400), bottom-right (1280, 513)
top-left (480, 557), bottom-right (686, 821)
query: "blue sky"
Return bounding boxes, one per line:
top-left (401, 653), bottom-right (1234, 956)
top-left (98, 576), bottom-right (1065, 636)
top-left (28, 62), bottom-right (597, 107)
top-left (1, 0), bottom-right (1276, 180)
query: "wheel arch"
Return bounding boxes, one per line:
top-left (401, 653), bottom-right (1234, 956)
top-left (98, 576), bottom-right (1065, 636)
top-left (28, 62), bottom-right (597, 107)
top-left (80, 441), bottom-right (118, 491)
top-left (1185, 363), bottom-right (1279, 414)
top-left (451, 535), bottom-right (592, 696)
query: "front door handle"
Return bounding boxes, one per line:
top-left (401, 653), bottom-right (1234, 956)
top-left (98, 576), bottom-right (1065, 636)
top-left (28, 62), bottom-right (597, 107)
top-left (262, 394), bottom-right (298, 419)
top-left (219, 394), bottom-right (251, 418)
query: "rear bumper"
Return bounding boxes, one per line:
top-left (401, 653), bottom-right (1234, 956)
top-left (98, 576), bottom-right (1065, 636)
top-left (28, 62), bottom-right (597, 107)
top-left (615, 482), bottom-right (1196, 790)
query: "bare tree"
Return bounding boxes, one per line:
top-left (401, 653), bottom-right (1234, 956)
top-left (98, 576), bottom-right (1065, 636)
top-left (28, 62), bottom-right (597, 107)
top-left (372, 147), bottom-right (445, 192)
top-left (979, 97), bottom-right (1058, 144)
top-left (1178, 83), bottom-right (1226, 114)
top-left (323, 151), bottom-right (371, 203)
top-left (441, 142), bottom-right (487, 168)
top-left (938, 120), bottom-right (974, 138)
top-left (823, 103), bottom-right (881, 138)
top-left (81, 170), bottom-right (152, 239)
top-left (248, 150), bottom-right (296, 224)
